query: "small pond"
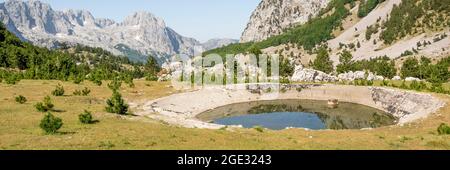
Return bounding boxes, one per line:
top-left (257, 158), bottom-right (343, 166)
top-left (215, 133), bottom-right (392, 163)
top-left (196, 100), bottom-right (397, 130)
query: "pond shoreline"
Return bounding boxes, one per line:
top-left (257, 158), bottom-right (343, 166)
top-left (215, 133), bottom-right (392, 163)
top-left (134, 84), bottom-right (445, 130)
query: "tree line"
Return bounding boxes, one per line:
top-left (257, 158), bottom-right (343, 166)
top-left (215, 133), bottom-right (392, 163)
top-left (0, 22), bottom-right (160, 84)
top-left (312, 47), bottom-right (449, 84)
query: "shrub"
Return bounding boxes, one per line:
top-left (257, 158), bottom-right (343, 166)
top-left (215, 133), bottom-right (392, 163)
top-left (35, 96), bottom-right (54, 112)
top-left (400, 81), bottom-right (409, 89)
top-left (81, 87), bottom-right (91, 96)
top-left (15, 95), bottom-right (27, 104)
top-left (73, 90), bottom-right (82, 96)
top-left (123, 75), bottom-right (135, 88)
top-left (5, 74), bottom-right (19, 85)
top-left (106, 91), bottom-right (129, 115)
top-left (381, 79), bottom-right (389, 86)
top-left (73, 87), bottom-right (91, 96)
top-left (253, 126), bottom-right (264, 133)
top-left (73, 77), bottom-right (83, 84)
top-left (79, 110), bottom-right (94, 124)
top-left (91, 78), bottom-right (102, 86)
top-left (145, 75), bottom-right (158, 81)
top-left (437, 123), bottom-right (450, 135)
top-left (35, 102), bottom-right (47, 112)
top-left (107, 79), bottom-right (122, 91)
top-left (409, 80), bottom-right (427, 91)
top-left (39, 112), bottom-right (63, 134)
top-left (52, 83), bottom-right (65, 96)
top-left (430, 83), bottom-right (446, 93)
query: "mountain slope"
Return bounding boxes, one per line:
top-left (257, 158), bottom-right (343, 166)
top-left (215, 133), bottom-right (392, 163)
top-left (0, 20), bottom-right (149, 83)
top-left (0, 0), bottom-right (237, 64)
top-left (207, 0), bottom-right (449, 66)
top-left (240, 0), bottom-right (330, 43)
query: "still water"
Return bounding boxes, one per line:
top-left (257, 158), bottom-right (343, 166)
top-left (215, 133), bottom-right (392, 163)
top-left (197, 100), bottom-right (397, 130)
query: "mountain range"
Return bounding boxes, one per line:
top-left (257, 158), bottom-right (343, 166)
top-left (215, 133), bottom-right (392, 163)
top-left (0, 0), bottom-right (238, 64)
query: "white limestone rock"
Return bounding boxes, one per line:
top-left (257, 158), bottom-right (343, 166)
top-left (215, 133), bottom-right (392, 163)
top-left (290, 65), bottom-right (337, 82)
top-left (240, 0), bottom-right (330, 42)
top-left (405, 77), bottom-right (421, 82)
top-left (392, 76), bottom-right (402, 81)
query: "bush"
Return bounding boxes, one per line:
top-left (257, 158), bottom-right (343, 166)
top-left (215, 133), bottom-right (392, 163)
top-left (410, 80), bottom-right (427, 91)
top-left (437, 123), bottom-right (450, 135)
top-left (5, 74), bottom-right (20, 85)
top-left (107, 78), bottom-right (122, 91)
top-left (82, 87), bottom-right (91, 96)
top-left (73, 76), bottom-right (83, 84)
top-left (73, 90), bottom-right (82, 96)
top-left (381, 79), bottom-right (389, 86)
top-left (91, 78), bottom-right (102, 86)
top-left (15, 95), bottom-right (27, 104)
top-left (106, 91), bottom-right (129, 115)
top-left (400, 81), bottom-right (409, 89)
top-left (35, 96), bottom-right (54, 112)
top-left (145, 75), bottom-right (158, 81)
top-left (39, 112), bottom-right (63, 134)
top-left (52, 83), bottom-right (65, 96)
top-left (253, 126), bottom-right (264, 133)
top-left (430, 83), bottom-right (446, 93)
top-left (73, 87), bottom-right (91, 96)
top-left (79, 110), bottom-right (94, 124)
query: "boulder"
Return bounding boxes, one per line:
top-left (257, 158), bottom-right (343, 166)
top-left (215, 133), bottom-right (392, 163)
top-left (290, 65), bottom-right (337, 82)
top-left (354, 71), bottom-right (366, 80)
top-left (375, 76), bottom-right (385, 81)
top-left (392, 76), bottom-right (402, 81)
top-left (405, 77), bottom-right (421, 82)
top-left (338, 71), bottom-right (384, 81)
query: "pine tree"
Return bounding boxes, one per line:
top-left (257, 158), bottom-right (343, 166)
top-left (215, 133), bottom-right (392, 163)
top-left (336, 50), bottom-right (353, 73)
top-left (312, 47), bottom-right (333, 74)
top-left (39, 112), bottom-right (63, 134)
top-left (105, 91), bottom-right (129, 115)
top-left (401, 57), bottom-right (420, 78)
top-left (145, 55), bottom-right (161, 81)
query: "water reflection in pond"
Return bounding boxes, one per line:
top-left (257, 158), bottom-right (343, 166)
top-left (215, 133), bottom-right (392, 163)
top-left (196, 100), bottom-right (397, 130)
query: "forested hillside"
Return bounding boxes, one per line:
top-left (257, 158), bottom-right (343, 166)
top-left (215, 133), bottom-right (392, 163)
top-left (205, 0), bottom-right (449, 57)
top-left (204, 0), bottom-right (360, 56)
top-left (0, 22), bottom-right (159, 84)
top-left (381, 0), bottom-right (450, 44)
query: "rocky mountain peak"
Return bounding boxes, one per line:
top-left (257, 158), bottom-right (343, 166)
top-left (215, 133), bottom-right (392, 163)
top-left (240, 0), bottom-right (330, 43)
top-left (122, 11), bottom-right (165, 27)
top-left (0, 0), bottom-right (238, 64)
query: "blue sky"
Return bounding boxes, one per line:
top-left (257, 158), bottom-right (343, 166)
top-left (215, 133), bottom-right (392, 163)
top-left (2, 0), bottom-right (261, 42)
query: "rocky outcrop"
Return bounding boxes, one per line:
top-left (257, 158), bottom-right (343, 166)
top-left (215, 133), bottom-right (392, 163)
top-left (392, 76), bottom-right (402, 81)
top-left (337, 71), bottom-right (384, 81)
top-left (290, 65), bottom-right (337, 82)
top-left (370, 87), bottom-right (445, 124)
top-left (0, 0), bottom-right (236, 63)
top-left (405, 77), bottom-right (422, 82)
top-left (240, 0), bottom-right (329, 42)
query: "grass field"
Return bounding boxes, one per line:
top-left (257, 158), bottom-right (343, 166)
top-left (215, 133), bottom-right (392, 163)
top-left (0, 80), bottom-right (449, 150)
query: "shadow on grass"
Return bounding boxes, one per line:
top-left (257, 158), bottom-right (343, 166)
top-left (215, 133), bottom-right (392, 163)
top-left (87, 120), bottom-right (100, 124)
top-left (50, 109), bottom-right (66, 113)
top-left (57, 131), bottom-right (76, 135)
